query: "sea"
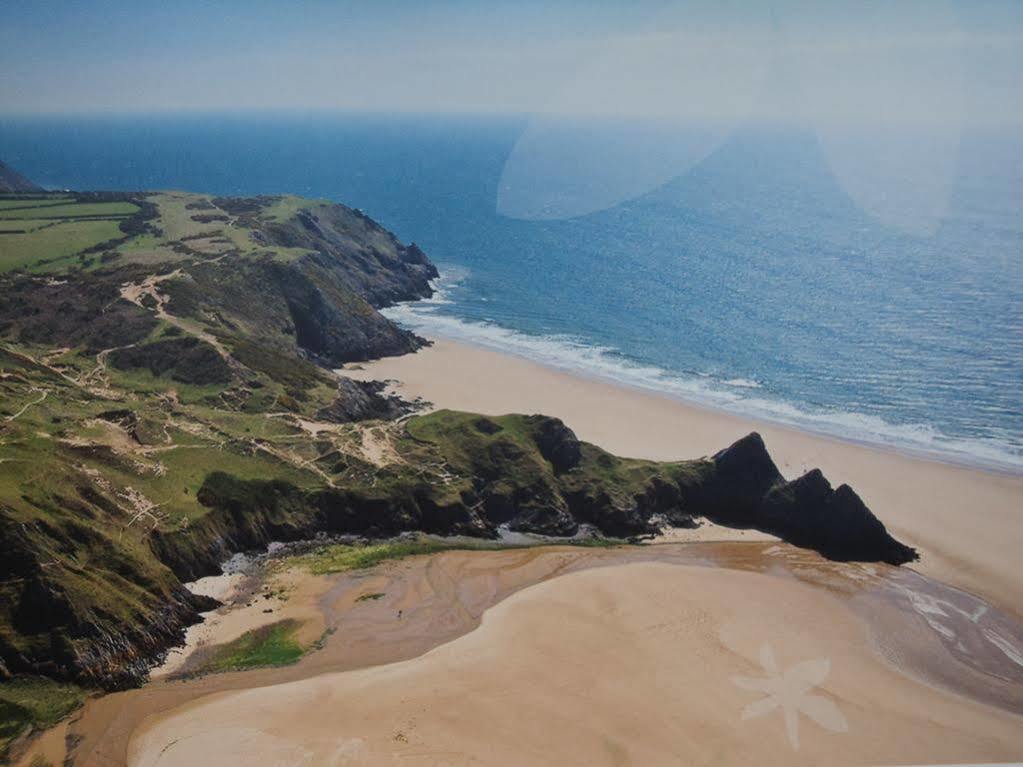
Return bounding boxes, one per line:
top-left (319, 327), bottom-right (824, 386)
top-left (1, 112), bottom-right (1020, 472)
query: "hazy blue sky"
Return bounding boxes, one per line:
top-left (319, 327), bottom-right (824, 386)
top-left (2, 0), bottom-right (1021, 124)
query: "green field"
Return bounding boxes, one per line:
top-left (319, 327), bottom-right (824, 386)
top-left (0, 196), bottom-right (142, 272)
top-left (0, 197), bottom-right (73, 211)
top-left (0, 219), bottom-right (55, 233)
top-left (0, 219), bottom-right (126, 271)
top-left (0, 201), bottom-right (137, 220)
top-left (0, 191), bottom-right (319, 273)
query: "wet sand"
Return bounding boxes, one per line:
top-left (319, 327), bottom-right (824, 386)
top-left (60, 542), bottom-right (1023, 766)
top-left (345, 337), bottom-right (1023, 618)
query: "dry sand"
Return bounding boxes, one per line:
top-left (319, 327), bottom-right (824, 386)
top-left (346, 337), bottom-right (1023, 617)
top-left (129, 560), bottom-right (1023, 767)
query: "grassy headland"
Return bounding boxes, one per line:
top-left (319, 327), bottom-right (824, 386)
top-left (0, 184), bottom-right (913, 763)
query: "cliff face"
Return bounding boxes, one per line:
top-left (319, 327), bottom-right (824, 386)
top-left (0, 161), bottom-right (42, 193)
top-left (257, 201), bottom-right (438, 308)
top-left (163, 253), bottom-right (426, 365)
top-left (160, 196), bottom-right (437, 365)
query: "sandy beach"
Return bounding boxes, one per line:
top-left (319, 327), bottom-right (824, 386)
top-left (128, 557), bottom-right (1023, 767)
top-left (346, 337), bottom-right (1023, 618)
top-left (53, 539), bottom-right (1021, 767)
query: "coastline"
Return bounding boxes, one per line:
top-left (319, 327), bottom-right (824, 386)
top-left (346, 335), bottom-right (1023, 617)
top-left (382, 291), bottom-right (1023, 477)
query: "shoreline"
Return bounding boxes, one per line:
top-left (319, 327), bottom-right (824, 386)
top-left (382, 301), bottom-right (1023, 477)
top-left (127, 550), bottom-right (1023, 767)
top-left (345, 334), bottom-right (1023, 618)
top-left (454, 337), bottom-right (1023, 478)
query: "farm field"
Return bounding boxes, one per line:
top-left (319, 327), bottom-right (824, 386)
top-left (0, 195), bottom-right (139, 272)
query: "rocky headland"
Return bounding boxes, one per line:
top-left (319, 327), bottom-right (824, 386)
top-left (0, 180), bottom-right (915, 759)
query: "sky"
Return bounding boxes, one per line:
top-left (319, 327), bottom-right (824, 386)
top-left (1, 0), bottom-right (1022, 125)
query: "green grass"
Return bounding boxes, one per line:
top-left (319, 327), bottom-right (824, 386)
top-left (261, 195), bottom-right (324, 223)
top-left (117, 232), bottom-right (163, 250)
top-left (0, 676), bottom-right (85, 760)
top-left (0, 219), bottom-right (125, 272)
top-left (289, 538), bottom-right (496, 574)
top-left (0, 219), bottom-right (58, 233)
top-left (200, 619), bottom-right (305, 673)
top-left (148, 192), bottom-right (222, 243)
top-left (288, 535), bottom-right (625, 576)
top-left (0, 201), bottom-right (138, 220)
top-left (0, 197), bottom-right (73, 211)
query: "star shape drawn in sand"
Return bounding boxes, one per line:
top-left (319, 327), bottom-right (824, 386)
top-left (731, 643), bottom-right (849, 750)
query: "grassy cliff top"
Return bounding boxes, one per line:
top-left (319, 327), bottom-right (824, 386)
top-left (0, 190), bottom-right (416, 275)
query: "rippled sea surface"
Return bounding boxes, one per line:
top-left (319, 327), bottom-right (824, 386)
top-left (2, 114), bottom-right (1020, 469)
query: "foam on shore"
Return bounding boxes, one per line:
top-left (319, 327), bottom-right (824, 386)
top-left (382, 272), bottom-right (1023, 474)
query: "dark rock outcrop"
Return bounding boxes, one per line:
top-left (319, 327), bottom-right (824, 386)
top-left (0, 504), bottom-right (215, 689)
top-left (694, 433), bottom-right (916, 565)
top-left (531, 415), bottom-right (583, 473)
top-left (271, 254), bottom-right (425, 362)
top-left (692, 432), bottom-right (784, 522)
top-left (259, 204), bottom-right (439, 307)
top-left (317, 378), bottom-right (414, 423)
top-left (758, 469), bottom-right (916, 563)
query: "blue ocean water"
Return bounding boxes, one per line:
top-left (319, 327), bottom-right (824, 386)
top-left (1, 113), bottom-right (1021, 471)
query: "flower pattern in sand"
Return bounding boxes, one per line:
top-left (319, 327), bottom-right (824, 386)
top-left (732, 643), bottom-right (848, 750)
